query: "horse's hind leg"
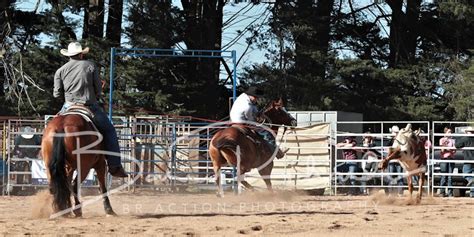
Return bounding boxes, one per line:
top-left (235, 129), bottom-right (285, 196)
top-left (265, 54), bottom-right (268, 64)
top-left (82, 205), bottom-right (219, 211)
top-left (95, 158), bottom-right (116, 216)
top-left (72, 166), bottom-right (93, 217)
top-left (210, 146), bottom-right (226, 198)
top-left (72, 175), bottom-right (82, 217)
top-left (213, 163), bottom-right (224, 198)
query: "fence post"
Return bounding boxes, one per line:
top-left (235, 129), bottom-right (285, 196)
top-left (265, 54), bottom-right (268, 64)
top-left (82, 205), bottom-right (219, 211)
top-left (234, 145), bottom-right (241, 195)
top-left (171, 123), bottom-right (177, 191)
top-left (76, 137), bottom-right (82, 203)
top-left (6, 120), bottom-right (11, 195)
top-left (1, 121), bottom-right (5, 196)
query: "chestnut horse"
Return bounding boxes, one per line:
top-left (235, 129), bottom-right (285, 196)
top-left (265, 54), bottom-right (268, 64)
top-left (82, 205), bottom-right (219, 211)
top-left (379, 124), bottom-right (427, 203)
top-left (209, 99), bottom-right (297, 197)
top-left (41, 107), bottom-right (115, 217)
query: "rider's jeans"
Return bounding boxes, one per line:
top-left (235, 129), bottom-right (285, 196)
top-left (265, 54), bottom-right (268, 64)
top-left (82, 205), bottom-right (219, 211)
top-left (258, 129), bottom-right (277, 147)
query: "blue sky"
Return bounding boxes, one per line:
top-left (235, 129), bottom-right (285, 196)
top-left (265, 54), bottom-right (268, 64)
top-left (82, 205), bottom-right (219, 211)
top-left (15, 1), bottom-right (269, 71)
top-left (14, 0), bottom-right (403, 82)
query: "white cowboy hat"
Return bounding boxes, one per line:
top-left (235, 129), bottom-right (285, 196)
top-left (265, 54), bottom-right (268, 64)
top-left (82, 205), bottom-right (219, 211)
top-left (363, 131), bottom-right (373, 139)
top-left (389, 125), bottom-right (400, 135)
top-left (60, 42), bottom-right (90, 56)
top-left (20, 126), bottom-right (34, 139)
top-left (464, 126), bottom-right (474, 133)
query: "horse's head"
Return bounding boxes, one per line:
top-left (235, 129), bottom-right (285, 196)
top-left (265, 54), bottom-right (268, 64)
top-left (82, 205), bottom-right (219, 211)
top-left (261, 98), bottom-right (297, 132)
top-left (392, 124), bottom-right (414, 150)
top-left (380, 124), bottom-right (413, 169)
top-left (384, 124), bottom-right (417, 164)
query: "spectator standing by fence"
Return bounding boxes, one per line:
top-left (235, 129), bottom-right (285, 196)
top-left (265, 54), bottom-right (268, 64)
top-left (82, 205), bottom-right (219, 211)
top-left (361, 132), bottom-right (381, 195)
top-left (455, 126), bottom-right (474, 197)
top-left (439, 127), bottom-right (456, 197)
top-left (336, 136), bottom-right (363, 195)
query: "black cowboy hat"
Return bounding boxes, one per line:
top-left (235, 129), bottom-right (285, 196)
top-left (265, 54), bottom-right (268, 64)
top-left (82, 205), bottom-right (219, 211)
top-left (245, 86), bottom-right (264, 97)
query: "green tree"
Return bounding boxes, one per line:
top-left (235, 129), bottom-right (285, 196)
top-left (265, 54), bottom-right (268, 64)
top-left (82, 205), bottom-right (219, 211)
top-left (181, 0), bottom-right (227, 118)
top-left (106, 0), bottom-right (123, 47)
top-left (118, 1), bottom-right (187, 115)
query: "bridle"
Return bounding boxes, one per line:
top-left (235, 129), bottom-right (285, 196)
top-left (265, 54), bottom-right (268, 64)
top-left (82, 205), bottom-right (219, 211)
top-left (259, 100), bottom-right (296, 154)
top-left (394, 131), bottom-right (412, 146)
top-left (394, 138), bottom-right (407, 146)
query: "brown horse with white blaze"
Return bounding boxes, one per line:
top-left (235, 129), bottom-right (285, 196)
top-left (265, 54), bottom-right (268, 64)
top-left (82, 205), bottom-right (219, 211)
top-left (209, 98), bottom-right (297, 197)
top-left (379, 124), bottom-right (427, 203)
top-left (41, 107), bottom-right (115, 217)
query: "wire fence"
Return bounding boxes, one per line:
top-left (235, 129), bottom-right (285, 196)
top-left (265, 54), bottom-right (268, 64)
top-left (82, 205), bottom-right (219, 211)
top-left (1, 118), bottom-right (473, 198)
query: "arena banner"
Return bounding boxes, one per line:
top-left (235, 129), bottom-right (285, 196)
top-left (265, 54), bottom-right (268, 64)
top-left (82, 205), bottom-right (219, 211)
top-left (245, 123), bottom-right (331, 190)
top-left (31, 159), bottom-right (95, 185)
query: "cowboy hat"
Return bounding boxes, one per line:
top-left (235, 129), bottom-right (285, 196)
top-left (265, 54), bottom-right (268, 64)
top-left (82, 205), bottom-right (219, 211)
top-left (363, 131), bottom-right (373, 139)
top-left (464, 126), bottom-right (474, 133)
top-left (389, 125), bottom-right (400, 136)
top-left (60, 42), bottom-right (90, 56)
top-left (245, 86), bottom-right (264, 97)
top-left (20, 126), bottom-right (35, 139)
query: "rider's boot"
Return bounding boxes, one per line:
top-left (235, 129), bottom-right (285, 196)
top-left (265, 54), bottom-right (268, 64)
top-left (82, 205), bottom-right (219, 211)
top-left (109, 166), bottom-right (127, 178)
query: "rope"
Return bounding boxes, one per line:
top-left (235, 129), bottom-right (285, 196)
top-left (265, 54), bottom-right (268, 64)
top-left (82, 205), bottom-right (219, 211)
top-left (260, 122), bottom-right (296, 128)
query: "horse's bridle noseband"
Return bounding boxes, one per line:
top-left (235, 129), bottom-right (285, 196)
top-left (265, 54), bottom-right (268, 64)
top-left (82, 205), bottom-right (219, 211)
top-left (395, 138), bottom-right (407, 146)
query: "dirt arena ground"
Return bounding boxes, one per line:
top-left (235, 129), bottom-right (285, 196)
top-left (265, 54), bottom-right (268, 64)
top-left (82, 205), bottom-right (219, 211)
top-left (0, 190), bottom-right (473, 236)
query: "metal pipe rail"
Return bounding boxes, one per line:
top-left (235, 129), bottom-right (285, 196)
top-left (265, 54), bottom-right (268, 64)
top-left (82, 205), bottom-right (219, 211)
top-left (430, 121), bottom-right (474, 197)
top-left (334, 121), bottom-right (431, 196)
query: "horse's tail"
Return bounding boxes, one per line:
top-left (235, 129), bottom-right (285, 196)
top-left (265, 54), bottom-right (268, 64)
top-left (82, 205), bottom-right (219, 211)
top-left (49, 132), bottom-right (71, 211)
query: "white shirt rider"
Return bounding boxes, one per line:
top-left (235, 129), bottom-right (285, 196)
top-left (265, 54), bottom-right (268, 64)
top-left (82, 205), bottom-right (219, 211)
top-left (230, 87), bottom-right (262, 123)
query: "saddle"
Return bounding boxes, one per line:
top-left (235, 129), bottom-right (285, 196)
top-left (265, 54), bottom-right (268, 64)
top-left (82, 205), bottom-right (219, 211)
top-left (61, 105), bottom-right (99, 132)
top-left (231, 124), bottom-right (264, 145)
top-left (231, 124), bottom-right (286, 159)
top-left (61, 105), bottom-right (94, 121)
top-left (231, 124), bottom-right (274, 157)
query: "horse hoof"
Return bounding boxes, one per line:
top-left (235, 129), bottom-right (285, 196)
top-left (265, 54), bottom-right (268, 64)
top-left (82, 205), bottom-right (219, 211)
top-left (216, 193), bottom-right (224, 198)
top-left (415, 197), bottom-right (421, 204)
top-left (60, 213), bottom-right (74, 218)
top-left (106, 210), bottom-right (117, 217)
top-left (242, 186), bottom-right (255, 192)
top-left (73, 211), bottom-right (82, 218)
top-left (106, 213), bottom-right (117, 217)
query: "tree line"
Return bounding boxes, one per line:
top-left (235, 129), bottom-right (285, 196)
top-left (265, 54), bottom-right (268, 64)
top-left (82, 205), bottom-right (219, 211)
top-left (0, 0), bottom-right (472, 121)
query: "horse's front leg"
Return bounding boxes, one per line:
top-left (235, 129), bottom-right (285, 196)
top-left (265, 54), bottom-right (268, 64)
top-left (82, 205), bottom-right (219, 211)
top-left (416, 173), bottom-right (425, 204)
top-left (236, 166), bottom-right (254, 191)
top-left (258, 162), bottom-right (274, 192)
top-left (240, 180), bottom-right (255, 191)
top-left (379, 149), bottom-right (401, 170)
top-left (407, 175), bottom-right (413, 199)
